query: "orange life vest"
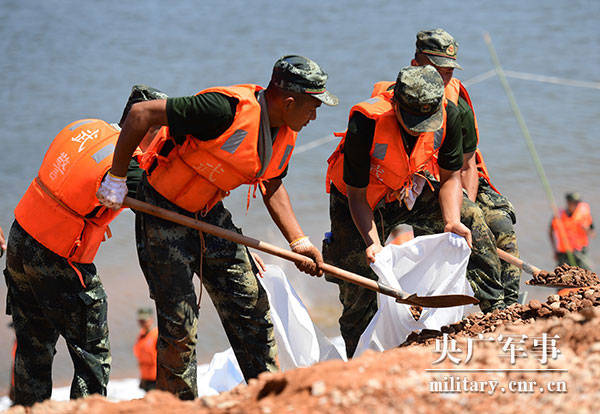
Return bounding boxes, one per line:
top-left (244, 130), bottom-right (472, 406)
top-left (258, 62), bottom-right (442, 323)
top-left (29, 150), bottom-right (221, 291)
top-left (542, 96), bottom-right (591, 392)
top-left (133, 327), bottom-right (158, 381)
top-left (15, 119), bottom-right (128, 270)
top-left (552, 202), bottom-right (593, 252)
top-left (141, 84), bottom-right (297, 213)
top-left (444, 78), bottom-right (499, 193)
top-left (370, 81), bottom-right (395, 98)
top-left (326, 91), bottom-right (446, 209)
top-left (371, 79), bottom-right (500, 194)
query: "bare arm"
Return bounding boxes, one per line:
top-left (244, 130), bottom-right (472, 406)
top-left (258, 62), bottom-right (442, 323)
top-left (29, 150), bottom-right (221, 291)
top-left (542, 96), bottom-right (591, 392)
top-left (460, 151), bottom-right (479, 202)
top-left (0, 225), bottom-right (6, 253)
top-left (111, 100), bottom-right (168, 177)
top-left (261, 179), bottom-right (304, 243)
top-left (439, 167), bottom-right (472, 248)
top-left (347, 185), bottom-right (382, 263)
top-left (262, 179), bottom-right (323, 276)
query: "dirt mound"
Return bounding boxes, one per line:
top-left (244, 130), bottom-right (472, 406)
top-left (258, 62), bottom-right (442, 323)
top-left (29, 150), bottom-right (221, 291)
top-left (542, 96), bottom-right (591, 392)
top-left (402, 285), bottom-right (600, 346)
top-left (7, 291), bottom-right (600, 414)
top-left (527, 264), bottom-right (599, 287)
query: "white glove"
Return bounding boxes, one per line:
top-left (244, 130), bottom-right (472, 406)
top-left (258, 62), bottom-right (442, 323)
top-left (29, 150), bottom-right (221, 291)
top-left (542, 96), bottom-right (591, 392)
top-left (96, 172), bottom-right (128, 210)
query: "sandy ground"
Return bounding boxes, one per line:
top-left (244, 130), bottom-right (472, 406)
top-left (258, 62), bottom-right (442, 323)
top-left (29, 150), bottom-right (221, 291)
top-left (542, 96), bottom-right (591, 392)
top-left (5, 285), bottom-right (600, 414)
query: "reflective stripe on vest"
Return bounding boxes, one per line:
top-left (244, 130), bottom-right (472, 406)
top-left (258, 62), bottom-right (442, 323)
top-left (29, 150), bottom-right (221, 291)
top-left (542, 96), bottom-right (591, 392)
top-left (14, 119), bottom-right (123, 264)
top-left (142, 85), bottom-right (297, 213)
top-left (326, 92), bottom-right (447, 209)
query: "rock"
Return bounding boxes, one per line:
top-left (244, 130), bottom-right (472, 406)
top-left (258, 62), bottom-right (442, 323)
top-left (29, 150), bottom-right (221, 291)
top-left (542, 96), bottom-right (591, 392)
top-left (311, 380), bottom-right (326, 397)
top-left (581, 299), bottom-right (594, 309)
top-left (548, 294), bottom-right (560, 303)
top-left (584, 289), bottom-right (595, 299)
top-left (388, 365), bottom-right (402, 375)
top-left (589, 343), bottom-right (600, 353)
top-left (217, 400), bottom-right (239, 409)
top-left (366, 379), bottom-right (382, 390)
top-left (553, 307), bottom-right (568, 317)
top-left (200, 396), bottom-right (216, 408)
top-left (580, 307), bottom-right (597, 321)
top-left (538, 307), bottom-right (552, 317)
top-left (550, 302), bottom-right (561, 310)
top-left (331, 389), bottom-right (343, 405)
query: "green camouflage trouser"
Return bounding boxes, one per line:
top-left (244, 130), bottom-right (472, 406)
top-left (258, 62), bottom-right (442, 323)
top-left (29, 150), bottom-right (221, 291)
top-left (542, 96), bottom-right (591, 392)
top-left (3, 221), bottom-right (110, 406)
top-left (475, 178), bottom-right (521, 306)
top-left (135, 177), bottom-right (277, 400)
top-left (557, 248), bottom-right (592, 270)
top-left (323, 184), bottom-right (504, 358)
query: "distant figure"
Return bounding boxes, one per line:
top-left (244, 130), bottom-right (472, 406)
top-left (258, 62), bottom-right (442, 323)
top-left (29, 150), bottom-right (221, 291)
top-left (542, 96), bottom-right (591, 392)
top-left (550, 192), bottom-right (595, 270)
top-left (133, 308), bottom-right (158, 392)
top-left (386, 225), bottom-right (414, 246)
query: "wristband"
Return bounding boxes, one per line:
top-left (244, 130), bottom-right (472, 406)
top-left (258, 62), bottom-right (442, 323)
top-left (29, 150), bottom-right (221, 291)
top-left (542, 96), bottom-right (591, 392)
top-left (289, 236), bottom-right (311, 250)
top-left (107, 171), bottom-right (126, 180)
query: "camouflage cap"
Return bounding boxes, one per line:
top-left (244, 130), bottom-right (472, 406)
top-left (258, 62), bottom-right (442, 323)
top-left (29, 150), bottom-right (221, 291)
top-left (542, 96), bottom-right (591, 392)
top-left (392, 65), bottom-right (444, 133)
top-left (416, 28), bottom-right (462, 70)
top-left (136, 307), bottom-right (153, 320)
top-left (270, 55), bottom-right (339, 106)
top-left (119, 85), bottom-right (169, 127)
top-left (566, 192), bottom-right (581, 202)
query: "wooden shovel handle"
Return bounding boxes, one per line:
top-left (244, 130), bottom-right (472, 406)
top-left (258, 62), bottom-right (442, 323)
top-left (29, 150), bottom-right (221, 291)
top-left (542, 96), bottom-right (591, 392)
top-left (124, 197), bottom-right (395, 297)
top-left (124, 197), bottom-right (479, 307)
top-left (496, 248), bottom-right (541, 276)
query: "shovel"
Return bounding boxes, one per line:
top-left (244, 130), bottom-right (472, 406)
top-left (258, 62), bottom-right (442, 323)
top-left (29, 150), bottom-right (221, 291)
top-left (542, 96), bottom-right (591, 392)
top-left (496, 248), bottom-right (579, 288)
top-left (123, 196), bottom-right (478, 308)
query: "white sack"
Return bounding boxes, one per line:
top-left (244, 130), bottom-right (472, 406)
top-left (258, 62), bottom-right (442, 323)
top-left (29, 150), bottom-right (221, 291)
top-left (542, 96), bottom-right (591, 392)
top-left (258, 265), bottom-right (346, 369)
top-left (353, 232), bottom-right (473, 358)
top-left (195, 264), bottom-right (346, 397)
top-left (196, 347), bottom-right (245, 396)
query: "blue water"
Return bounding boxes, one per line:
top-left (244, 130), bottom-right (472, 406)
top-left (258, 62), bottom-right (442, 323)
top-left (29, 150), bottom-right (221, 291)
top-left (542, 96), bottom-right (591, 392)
top-left (1, 0), bottom-right (599, 392)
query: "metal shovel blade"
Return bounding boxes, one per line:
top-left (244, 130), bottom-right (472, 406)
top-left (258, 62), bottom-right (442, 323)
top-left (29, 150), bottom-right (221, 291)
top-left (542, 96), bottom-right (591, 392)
top-left (377, 282), bottom-right (479, 308)
top-left (525, 280), bottom-right (581, 289)
top-left (397, 293), bottom-right (480, 308)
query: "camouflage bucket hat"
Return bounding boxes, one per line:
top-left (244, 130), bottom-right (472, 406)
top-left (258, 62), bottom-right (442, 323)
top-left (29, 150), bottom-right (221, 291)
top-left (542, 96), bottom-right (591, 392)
top-left (393, 65), bottom-right (444, 133)
top-left (271, 55), bottom-right (339, 106)
top-left (119, 85), bottom-right (169, 127)
top-left (416, 28), bottom-right (462, 70)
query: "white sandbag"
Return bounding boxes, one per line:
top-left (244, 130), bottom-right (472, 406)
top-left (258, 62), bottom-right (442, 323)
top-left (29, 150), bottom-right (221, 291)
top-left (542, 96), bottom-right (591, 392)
top-left (196, 347), bottom-right (245, 396)
top-left (195, 264), bottom-right (346, 397)
top-left (258, 265), bottom-right (346, 369)
top-left (353, 232), bottom-right (473, 358)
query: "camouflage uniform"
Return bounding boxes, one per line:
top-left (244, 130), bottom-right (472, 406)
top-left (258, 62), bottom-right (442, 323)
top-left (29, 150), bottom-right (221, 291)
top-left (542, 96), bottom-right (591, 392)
top-left (135, 177), bottom-right (277, 400)
top-left (3, 221), bottom-right (110, 406)
top-left (475, 178), bottom-right (521, 305)
top-left (323, 183), bottom-right (504, 358)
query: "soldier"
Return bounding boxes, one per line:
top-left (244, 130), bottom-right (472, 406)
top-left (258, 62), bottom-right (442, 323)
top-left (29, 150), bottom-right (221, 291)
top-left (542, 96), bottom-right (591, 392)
top-left (96, 55), bottom-right (338, 400)
top-left (133, 308), bottom-right (159, 392)
top-left (324, 65), bottom-right (504, 358)
top-left (371, 29), bottom-right (521, 307)
top-left (412, 29), bottom-right (521, 306)
top-left (550, 192), bottom-right (595, 270)
top-left (3, 85), bottom-right (165, 406)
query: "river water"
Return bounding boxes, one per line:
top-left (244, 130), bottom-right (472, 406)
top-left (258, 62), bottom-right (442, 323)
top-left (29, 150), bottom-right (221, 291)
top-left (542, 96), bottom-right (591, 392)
top-left (0, 0), bottom-right (598, 393)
